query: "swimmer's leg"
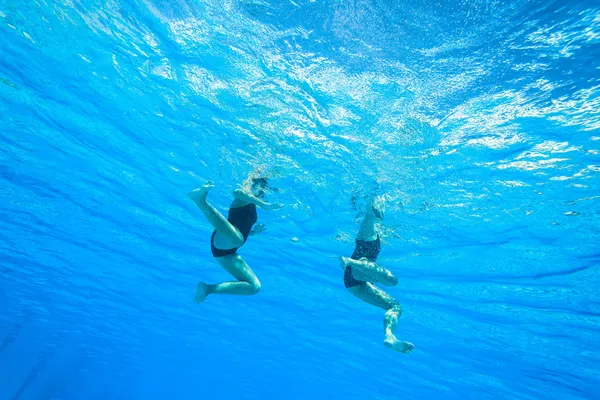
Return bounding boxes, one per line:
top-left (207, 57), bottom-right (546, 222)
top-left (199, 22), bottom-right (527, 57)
top-left (188, 181), bottom-right (244, 246)
top-left (348, 283), bottom-right (414, 354)
top-left (340, 257), bottom-right (398, 286)
top-left (195, 254), bottom-right (261, 303)
top-left (344, 195), bottom-right (395, 284)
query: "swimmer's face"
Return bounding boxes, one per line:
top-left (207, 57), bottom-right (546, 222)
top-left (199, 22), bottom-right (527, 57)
top-left (251, 177), bottom-right (268, 199)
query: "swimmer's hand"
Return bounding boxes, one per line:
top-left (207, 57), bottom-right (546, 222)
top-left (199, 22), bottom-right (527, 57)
top-left (250, 224), bottom-right (266, 236)
top-left (262, 202), bottom-right (284, 211)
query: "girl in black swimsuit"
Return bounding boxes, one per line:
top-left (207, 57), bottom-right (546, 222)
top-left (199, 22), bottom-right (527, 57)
top-left (340, 198), bottom-right (414, 354)
top-left (188, 177), bottom-right (283, 303)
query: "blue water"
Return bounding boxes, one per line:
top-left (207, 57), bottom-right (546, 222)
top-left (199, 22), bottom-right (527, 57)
top-left (1, 0), bottom-right (599, 399)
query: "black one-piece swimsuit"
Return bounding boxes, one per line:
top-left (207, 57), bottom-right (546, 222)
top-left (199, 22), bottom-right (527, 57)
top-left (343, 235), bottom-right (381, 288)
top-left (210, 204), bottom-right (257, 258)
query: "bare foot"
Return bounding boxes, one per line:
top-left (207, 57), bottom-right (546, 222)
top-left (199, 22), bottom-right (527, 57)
top-left (384, 334), bottom-right (414, 354)
top-left (340, 256), bottom-right (371, 270)
top-left (194, 282), bottom-right (209, 303)
top-left (188, 181), bottom-right (214, 206)
top-left (340, 256), bottom-right (351, 270)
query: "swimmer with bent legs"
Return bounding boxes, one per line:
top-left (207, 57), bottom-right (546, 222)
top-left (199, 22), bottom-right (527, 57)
top-left (341, 197), bottom-right (414, 353)
top-left (188, 176), bottom-right (283, 302)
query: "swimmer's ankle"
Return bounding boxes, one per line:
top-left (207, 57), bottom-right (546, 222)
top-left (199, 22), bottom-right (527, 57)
top-left (340, 256), bottom-right (350, 269)
top-left (194, 282), bottom-right (213, 303)
top-left (188, 182), bottom-right (214, 208)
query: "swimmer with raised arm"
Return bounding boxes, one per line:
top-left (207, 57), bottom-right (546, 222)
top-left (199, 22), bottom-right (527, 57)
top-left (188, 176), bottom-right (283, 303)
top-left (341, 197), bottom-right (414, 353)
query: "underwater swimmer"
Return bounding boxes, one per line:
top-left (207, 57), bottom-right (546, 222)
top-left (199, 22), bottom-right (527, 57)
top-left (340, 196), bottom-right (414, 353)
top-left (188, 176), bottom-right (283, 302)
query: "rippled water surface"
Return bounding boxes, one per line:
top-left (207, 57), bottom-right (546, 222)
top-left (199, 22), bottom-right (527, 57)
top-left (1, 0), bottom-right (599, 399)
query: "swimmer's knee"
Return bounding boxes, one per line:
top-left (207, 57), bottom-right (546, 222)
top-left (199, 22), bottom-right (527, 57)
top-left (377, 271), bottom-right (398, 287)
top-left (388, 302), bottom-right (402, 314)
top-left (249, 280), bottom-right (261, 295)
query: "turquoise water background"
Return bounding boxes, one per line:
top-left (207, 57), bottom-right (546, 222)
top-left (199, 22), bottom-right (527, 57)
top-left (1, 0), bottom-right (599, 399)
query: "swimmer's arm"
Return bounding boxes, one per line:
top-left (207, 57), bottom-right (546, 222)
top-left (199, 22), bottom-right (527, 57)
top-left (233, 189), bottom-right (283, 210)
